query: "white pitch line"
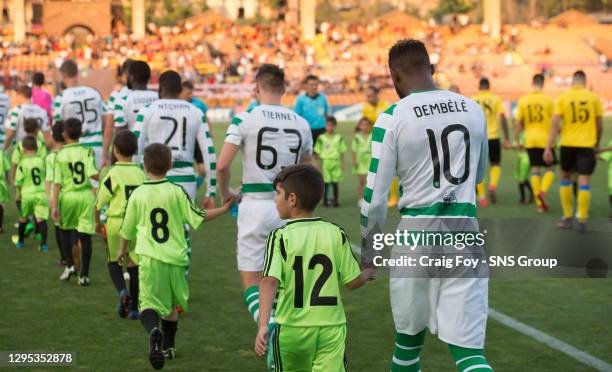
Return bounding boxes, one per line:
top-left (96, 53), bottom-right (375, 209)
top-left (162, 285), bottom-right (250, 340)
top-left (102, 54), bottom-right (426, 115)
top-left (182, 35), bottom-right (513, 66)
top-left (488, 308), bottom-right (612, 372)
top-left (350, 243), bottom-right (612, 371)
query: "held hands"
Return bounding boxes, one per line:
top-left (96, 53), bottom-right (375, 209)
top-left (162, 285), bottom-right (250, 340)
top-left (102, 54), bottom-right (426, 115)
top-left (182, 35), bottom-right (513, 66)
top-left (221, 194), bottom-right (239, 212)
top-left (254, 324), bottom-right (269, 357)
top-left (502, 139), bottom-right (512, 150)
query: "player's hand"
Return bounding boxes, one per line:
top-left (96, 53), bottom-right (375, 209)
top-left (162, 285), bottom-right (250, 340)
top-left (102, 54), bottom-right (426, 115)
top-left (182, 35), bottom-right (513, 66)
top-left (502, 140), bottom-right (512, 149)
top-left (95, 222), bottom-right (103, 235)
top-left (254, 325), bottom-right (269, 357)
top-left (117, 247), bottom-right (127, 263)
top-left (543, 148), bottom-right (554, 164)
top-left (51, 207), bottom-right (60, 224)
top-left (222, 194), bottom-right (239, 211)
top-left (201, 196), bottom-right (216, 209)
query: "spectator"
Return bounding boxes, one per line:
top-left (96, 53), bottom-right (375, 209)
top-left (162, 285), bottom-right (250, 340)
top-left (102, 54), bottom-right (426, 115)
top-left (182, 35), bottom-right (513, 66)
top-left (31, 72), bottom-right (53, 123)
top-left (294, 75), bottom-right (330, 143)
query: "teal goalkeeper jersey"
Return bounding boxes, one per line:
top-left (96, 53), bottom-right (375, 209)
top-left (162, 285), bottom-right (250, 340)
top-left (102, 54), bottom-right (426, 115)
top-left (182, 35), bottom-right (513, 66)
top-left (263, 218), bottom-right (361, 327)
top-left (120, 179), bottom-right (207, 266)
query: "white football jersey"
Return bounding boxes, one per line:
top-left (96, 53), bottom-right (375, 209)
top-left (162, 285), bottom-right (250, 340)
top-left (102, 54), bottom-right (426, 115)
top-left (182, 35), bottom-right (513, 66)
top-left (6, 103), bottom-right (50, 141)
top-left (53, 86), bottom-right (105, 149)
top-left (225, 104), bottom-right (313, 200)
top-left (105, 86), bottom-right (131, 113)
top-left (114, 89), bottom-right (158, 130)
top-left (0, 93), bottom-right (9, 144)
top-left (134, 99), bottom-right (217, 195)
top-left (360, 89), bottom-right (488, 233)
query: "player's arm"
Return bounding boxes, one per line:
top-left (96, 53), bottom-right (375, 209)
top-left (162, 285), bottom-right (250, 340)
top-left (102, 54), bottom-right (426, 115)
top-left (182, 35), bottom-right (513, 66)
top-left (203, 195), bottom-right (236, 221)
top-left (13, 164), bottom-right (23, 193)
top-left (133, 107), bottom-right (149, 162)
top-left (94, 173), bottom-right (113, 233)
top-left (218, 117), bottom-right (243, 200)
top-left (52, 94), bottom-right (63, 123)
top-left (196, 114), bottom-right (217, 201)
top-left (500, 113), bottom-right (510, 147)
top-left (118, 195), bottom-right (138, 262)
top-left (544, 114), bottom-right (561, 164)
top-left (3, 109), bottom-right (18, 151)
top-left (299, 124), bottom-right (314, 165)
top-left (360, 113), bottom-right (397, 247)
top-left (255, 229), bottom-right (283, 357)
top-left (338, 229), bottom-right (375, 289)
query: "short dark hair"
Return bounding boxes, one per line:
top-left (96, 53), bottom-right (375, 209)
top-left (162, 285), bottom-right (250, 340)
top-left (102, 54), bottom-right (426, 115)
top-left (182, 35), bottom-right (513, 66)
top-left (144, 143), bottom-right (172, 176)
top-left (255, 64), bottom-right (285, 94)
top-left (22, 135), bottom-right (38, 151)
top-left (158, 70), bottom-right (182, 96)
top-left (121, 58), bottom-right (134, 77)
top-left (273, 164), bottom-right (324, 212)
top-left (129, 60), bottom-right (151, 85)
top-left (388, 39), bottom-right (431, 73)
top-left (479, 77), bottom-right (490, 90)
top-left (113, 130), bottom-right (138, 157)
top-left (59, 60), bottom-right (78, 78)
top-left (63, 118), bottom-right (82, 140)
top-left (24, 118), bottom-right (39, 134)
top-left (32, 72), bottom-right (45, 86)
top-left (326, 116), bottom-right (337, 126)
top-left (366, 85), bottom-right (380, 94)
top-left (533, 74), bottom-right (545, 87)
top-left (305, 74), bottom-right (319, 83)
top-left (17, 85), bottom-right (32, 98)
top-left (573, 70), bottom-right (586, 84)
top-left (52, 121), bottom-right (65, 143)
top-left (182, 80), bottom-right (194, 90)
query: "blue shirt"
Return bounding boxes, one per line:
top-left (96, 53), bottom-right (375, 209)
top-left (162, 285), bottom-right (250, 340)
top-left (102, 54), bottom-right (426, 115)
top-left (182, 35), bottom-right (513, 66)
top-left (190, 97), bottom-right (208, 116)
top-left (294, 93), bottom-right (330, 130)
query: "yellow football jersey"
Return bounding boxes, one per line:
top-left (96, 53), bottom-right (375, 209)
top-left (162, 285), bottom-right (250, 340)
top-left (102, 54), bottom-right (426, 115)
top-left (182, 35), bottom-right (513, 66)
top-left (472, 90), bottom-right (505, 139)
top-left (554, 86), bottom-right (602, 148)
top-left (515, 91), bottom-right (554, 148)
top-left (362, 100), bottom-right (390, 129)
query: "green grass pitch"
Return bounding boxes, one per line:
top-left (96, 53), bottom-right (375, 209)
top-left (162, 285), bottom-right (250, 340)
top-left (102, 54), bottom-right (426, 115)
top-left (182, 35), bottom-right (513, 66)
top-left (1, 120), bottom-right (611, 371)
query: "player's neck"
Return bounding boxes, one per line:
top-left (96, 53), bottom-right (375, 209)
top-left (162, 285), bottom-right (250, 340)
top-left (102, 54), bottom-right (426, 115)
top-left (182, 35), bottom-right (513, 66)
top-left (288, 209), bottom-right (314, 220)
top-left (65, 139), bottom-right (79, 145)
top-left (64, 78), bottom-right (78, 88)
top-left (132, 83), bottom-right (147, 90)
top-left (258, 92), bottom-right (282, 106)
top-left (115, 155), bottom-right (132, 163)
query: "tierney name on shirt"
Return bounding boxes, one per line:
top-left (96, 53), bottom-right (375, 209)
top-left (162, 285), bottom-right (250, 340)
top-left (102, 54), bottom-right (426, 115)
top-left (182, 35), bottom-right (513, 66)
top-left (414, 99), bottom-right (468, 118)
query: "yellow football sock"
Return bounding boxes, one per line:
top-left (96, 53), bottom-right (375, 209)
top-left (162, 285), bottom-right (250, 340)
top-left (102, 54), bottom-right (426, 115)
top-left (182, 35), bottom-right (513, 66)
top-left (531, 174), bottom-right (542, 207)
top-left (577, 186), bottom-right (591, 222)
top-left (477, 182), bottom-right (486, 200)
top-left (489, 166), bottom-right (501, 190)
top-left (541, 171), bottom-right (555, 193)
top-left (559, 181), bottom-right (574, 219)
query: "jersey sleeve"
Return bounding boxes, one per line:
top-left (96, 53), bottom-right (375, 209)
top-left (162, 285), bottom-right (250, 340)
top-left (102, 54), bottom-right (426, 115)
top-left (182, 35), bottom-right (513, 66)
top-left (225, 114), bottom-right (245, 147)
top-left (52, 94), bottom-right (63, 122)
top-left (53, 153), bottom-right (62, 185)
top-left (45, 155), bottom-right (54, 182)
top-left (360, 109), bottom-right (397, 240)
top-left (337, 228), bottom-right (361, 285)
top-left (594, 96), bottom-right (603, 117)
top-left (14, 164), bottom-right (24, 187)
top-left (3, 154), bottom-right (10, 173)
top-left (7, 107), bottom-right (19, 131)
top-left (313, 136), bottom-right (322, 155)
top-left (300, 120), bottom-right (313, 157)
top-left (339, 137), bottom-right (347, 153)
top-left (262, 228), bottom-right (284, 283)
top-left (197, 114), bottom-right (217, 197)
top-left (11, 146), bottom-right (22, 165)
top-left (86, 148), bottom-right (98, 177)
top-left (180, 188), bottom-right (207, 230)
top-left (324, 96), bottom-right (331, 116)
top-left (134, 107), bottom-right (149, 161)
top-left (119, 193), bottom-right (138, 241)
top-left (113, 95), bottom-right (128, 128)
top-left (96, 170), bottom-right (113, 210)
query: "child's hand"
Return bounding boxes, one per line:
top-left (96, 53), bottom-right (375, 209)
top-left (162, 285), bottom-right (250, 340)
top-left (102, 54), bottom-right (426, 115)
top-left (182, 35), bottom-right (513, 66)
top-left (222, 195), bottom-right (239, 211)
top-left (254, 324), bottom-right (269, 357)
top-left (117, 246), bottom-right (127, 263)
top-left (201, 196), bottom-right (216, 209)
top-left (95, 222), bottom-right (104, 236)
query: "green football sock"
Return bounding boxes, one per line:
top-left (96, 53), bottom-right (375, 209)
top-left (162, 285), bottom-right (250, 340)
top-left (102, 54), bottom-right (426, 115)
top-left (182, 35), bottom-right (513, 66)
top-left (243, 285), bottom-right (260, 324)
top-left (391, 330), bottom-right (425, 372)
top-left (448, 344), bottom-right (493, 372)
